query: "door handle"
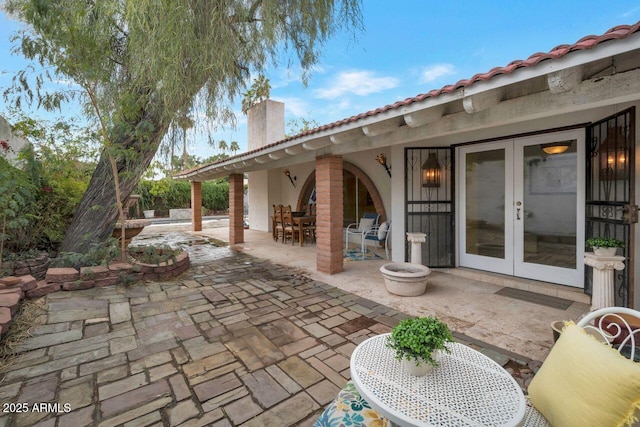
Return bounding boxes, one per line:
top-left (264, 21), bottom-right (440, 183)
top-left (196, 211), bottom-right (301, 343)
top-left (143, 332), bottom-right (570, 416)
top-left (516, 208), bottom-right (521, 220)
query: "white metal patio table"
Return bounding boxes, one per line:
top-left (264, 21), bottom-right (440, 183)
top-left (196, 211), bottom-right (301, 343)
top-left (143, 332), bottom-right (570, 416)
top-left (350, 334), bottom-right (526, 427)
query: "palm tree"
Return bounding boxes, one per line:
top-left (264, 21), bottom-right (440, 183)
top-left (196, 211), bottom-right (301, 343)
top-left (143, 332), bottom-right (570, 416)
top-left (218, 139), bottom-right (228, 152)
top-left (178, 114), bottom-right (194, 170)
top-left (229, 140), bottom-right (240, 155)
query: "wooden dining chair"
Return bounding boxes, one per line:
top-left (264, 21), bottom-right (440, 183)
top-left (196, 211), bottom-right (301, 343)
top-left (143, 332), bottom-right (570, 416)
top-left (281, 205), bottom-right (299, 245)
top-left (273, 204), bottom-right (284, 242)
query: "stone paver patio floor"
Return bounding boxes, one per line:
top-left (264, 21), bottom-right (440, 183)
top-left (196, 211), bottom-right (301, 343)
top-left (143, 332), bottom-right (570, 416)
top-left (0, 242), bottom-right (531, 427)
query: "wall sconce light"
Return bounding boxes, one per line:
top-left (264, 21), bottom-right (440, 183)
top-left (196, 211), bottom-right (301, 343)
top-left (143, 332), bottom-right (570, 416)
top-left (422, 153), bottom-right (441, 188)
top-left (283, 169), bottom-right (296, 187)
top-left (376, 154), bottom-right (391, 177)
top-left (541, 140), bottom-right (572, 155)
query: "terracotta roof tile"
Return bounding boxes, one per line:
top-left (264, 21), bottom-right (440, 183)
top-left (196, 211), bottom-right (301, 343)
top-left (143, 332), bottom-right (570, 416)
top-left (175, 21), bottom-right (640, 178)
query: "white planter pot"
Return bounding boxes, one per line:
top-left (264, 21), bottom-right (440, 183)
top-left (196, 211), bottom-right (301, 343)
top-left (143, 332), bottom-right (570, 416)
top-left (402, 355), bottom-right (437, 377)
top-left (593, 247), bottom-right (617, 256)
top-left (143, 210), bottom-right (155, 219)
top-left (380, 262), bottom-right (431, 296)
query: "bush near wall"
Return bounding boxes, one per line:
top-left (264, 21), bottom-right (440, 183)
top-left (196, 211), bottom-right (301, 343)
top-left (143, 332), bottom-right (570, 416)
top-left (137, 178), bottom-right (229, 216)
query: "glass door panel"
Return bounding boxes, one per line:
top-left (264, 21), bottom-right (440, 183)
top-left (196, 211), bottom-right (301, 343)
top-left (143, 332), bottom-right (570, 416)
top-left (466, 150), bottom-right (506, 258)
top-left (514, 131), bottom-right (584, 286)
top-left (459, 142), bottom-right (513, 275)
top-left (522, 144), bottom-right (577, 268)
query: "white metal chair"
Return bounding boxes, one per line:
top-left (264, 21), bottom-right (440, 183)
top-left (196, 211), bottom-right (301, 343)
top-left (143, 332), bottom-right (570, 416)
top-left (362, 221), bottom-right (391, 259)
top-left (523, 306), bottom-right (640, 426)
top-left (345, 213), bottom-right (379, 250)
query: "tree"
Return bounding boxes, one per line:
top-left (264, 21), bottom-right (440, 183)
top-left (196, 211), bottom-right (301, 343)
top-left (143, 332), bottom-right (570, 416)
top-left (4, 0), bottom-right (363, 253)
top-left (241, 74), bottom-right (272, 113)
top-left (229, 141), bottom-right (240, 155)
top-left (177, 114), bottom-right (194, 170)
top-left (286, 116), bottom-right (321, 137)
top-left (218, 139), bottom-right (228, 153)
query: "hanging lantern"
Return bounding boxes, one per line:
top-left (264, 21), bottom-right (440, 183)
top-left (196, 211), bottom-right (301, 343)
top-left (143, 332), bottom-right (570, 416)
top-left (422, 153), bottom-right (441, 188)
top-left (599, 125), bottom-right (629, 181)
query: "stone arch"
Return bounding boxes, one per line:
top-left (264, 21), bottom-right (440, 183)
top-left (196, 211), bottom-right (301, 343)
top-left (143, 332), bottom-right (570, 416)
top-left (296, 160), bottom-right (387, 223)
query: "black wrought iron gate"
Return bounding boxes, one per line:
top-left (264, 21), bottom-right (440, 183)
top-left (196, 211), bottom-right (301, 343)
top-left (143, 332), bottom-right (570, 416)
top-left (405, 148), bottom-right (454, 267)
top-left (586, 107), bottom-right (636, 307)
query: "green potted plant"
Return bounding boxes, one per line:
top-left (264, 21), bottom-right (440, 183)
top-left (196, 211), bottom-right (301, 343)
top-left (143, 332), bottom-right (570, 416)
top-left (586, 237), bottom-right (625, 256)
top-left (386, 316), bottom-right (454, 376)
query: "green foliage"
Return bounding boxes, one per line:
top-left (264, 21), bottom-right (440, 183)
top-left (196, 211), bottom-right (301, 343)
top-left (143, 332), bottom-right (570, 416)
top-left (286, 116), bottom-right (321, 137)
top-left (51, 238), bottom-right (121, 269)
top-left (586, 237), bottom-right (625, 248)
top-left (0, 112), bottom-right (96, 258)
top-left (242, 74), bottom-right (271, 113)
top-left (137, 178), bottom-right (229, 215)
top-left (129, 245), bottom-right (179, 265)
top-left (386, 317), bottom-right (453, 367)
top-left (0, 157), bottom-right (37, 262)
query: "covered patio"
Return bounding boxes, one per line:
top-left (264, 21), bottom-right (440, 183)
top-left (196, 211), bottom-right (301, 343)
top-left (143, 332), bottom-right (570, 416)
top-left (176, 22), bottom-right (640, 310)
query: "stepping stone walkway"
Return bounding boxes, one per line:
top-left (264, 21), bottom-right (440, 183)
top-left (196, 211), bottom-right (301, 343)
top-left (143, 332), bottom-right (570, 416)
top-left (0, 244), bottom-right (532, 426)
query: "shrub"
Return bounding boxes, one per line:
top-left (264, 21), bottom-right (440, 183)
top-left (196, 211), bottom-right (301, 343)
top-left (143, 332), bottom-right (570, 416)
top-left (0, 156), bottom-right (38, 261)
top-left (51, 238), bottom-right (121, 269)
top-left (137, 178), bottom-right (229, 214)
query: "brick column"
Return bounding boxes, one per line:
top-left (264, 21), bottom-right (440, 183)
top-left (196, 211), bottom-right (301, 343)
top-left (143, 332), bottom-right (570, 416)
top-left (191, 181), bottom-right (202, 232)
top-left (229, 174), bottom-right (244, 244)
top-left (316, 155), bottom-right (343, 274)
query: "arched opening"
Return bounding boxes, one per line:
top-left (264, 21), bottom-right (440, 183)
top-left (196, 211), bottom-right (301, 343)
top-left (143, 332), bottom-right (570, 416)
top-left (297, 161), bottom-right (387, 226)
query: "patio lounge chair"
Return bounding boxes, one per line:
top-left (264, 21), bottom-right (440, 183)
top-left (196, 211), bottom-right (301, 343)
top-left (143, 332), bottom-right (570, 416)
top-left (345, 213), bottom-right (379, 250)
top-left (522, 306), bottom-right (640, 426)
top-left (362, 221), bottom-right (391, 259)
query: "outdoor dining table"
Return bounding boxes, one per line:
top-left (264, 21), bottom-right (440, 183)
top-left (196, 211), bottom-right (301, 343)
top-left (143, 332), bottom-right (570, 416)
top-left (350, 333), bottom-right (526, 427)
top-left (291, 214), bottom-right (316, 246)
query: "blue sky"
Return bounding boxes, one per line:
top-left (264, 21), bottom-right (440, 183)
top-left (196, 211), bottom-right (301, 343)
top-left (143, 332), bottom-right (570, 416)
top-left (2, 1), bottom-right (640, 161)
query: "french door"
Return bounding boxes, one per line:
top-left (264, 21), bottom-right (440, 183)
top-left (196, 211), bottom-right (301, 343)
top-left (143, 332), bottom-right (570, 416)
top-left (458, 130), bottom-right (585, 287)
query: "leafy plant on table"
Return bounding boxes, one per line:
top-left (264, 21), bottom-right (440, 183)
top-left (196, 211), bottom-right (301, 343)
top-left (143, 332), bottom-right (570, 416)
top-left (386, 316), bottom-right (454, 367)
top-left (585, 237), bottom-right (625, 249)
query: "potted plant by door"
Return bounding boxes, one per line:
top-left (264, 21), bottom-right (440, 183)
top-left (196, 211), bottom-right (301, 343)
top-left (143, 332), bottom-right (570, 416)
top-left (386, 316), bottom-right (454, 376)
top-left (586, 237), bottom-right (625, 256)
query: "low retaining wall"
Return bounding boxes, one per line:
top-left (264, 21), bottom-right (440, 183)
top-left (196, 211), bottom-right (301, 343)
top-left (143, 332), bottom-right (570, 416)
top-left (0, 253), bottom-right (51, 281)
top-left (169, 208), bottom-right (192, 220)
top-left (0, 251), bottom-right (190, 336)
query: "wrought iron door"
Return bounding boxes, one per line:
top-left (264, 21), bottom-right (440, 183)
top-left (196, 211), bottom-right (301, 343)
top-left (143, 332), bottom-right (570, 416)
top-left (586, 107), bottom-right (636, 307)
top-left (405, 148), bottom-right (454, 267)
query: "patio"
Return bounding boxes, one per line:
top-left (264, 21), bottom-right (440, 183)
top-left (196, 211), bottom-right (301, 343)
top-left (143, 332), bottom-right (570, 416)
top-left (0, 220), bottom-right (590, 426)
top-left (189, 218), bottom-right (590, 362)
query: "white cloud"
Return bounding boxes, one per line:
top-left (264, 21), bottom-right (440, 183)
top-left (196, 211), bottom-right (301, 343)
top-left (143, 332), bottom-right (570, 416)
top-left (622, 6), bottom-right (640, 17)
top-left (272, 96), bottom-right (308, 117)
top-left (315, 70), bottom-right (399, 99)
top-left (419, 64), bottom-right (456, 84)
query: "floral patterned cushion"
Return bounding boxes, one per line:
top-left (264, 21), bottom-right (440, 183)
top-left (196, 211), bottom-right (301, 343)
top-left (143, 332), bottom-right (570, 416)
top-left (314, 381), bottom-right (389, 427)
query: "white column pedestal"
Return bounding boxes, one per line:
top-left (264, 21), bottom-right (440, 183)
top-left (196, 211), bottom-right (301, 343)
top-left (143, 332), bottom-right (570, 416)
top-left (406, 232), bottom-right (427, 265)
top-left (583, 252), bottom-right (625, 311)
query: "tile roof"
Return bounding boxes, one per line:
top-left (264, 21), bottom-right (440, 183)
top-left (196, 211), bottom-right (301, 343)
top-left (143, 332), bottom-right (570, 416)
top-left (176, 21), bottom-right (640, 178)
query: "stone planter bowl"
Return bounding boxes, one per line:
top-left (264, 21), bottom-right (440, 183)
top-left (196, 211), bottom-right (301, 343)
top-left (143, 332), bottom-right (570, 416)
top-left (380, 262), bottom-right (431, 296)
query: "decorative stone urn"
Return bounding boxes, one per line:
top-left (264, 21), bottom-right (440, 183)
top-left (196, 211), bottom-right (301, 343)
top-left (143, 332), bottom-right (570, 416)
top-left (112, 219), bottom-right (152, 247)
top-left (380, 262), bottom-right (431, 296)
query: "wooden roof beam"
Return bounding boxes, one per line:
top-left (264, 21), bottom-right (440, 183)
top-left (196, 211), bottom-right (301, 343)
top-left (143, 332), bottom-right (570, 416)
top-left (463, 89), bottom-right (502, 113)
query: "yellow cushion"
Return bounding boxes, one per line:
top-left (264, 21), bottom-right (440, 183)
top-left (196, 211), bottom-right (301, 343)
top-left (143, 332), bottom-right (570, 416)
top-left (528, 323), bottom-right (640, 427)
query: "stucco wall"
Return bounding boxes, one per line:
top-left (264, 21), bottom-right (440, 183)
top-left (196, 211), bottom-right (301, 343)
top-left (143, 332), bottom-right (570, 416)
top-left (0, 116), bottom-right (29, 165)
